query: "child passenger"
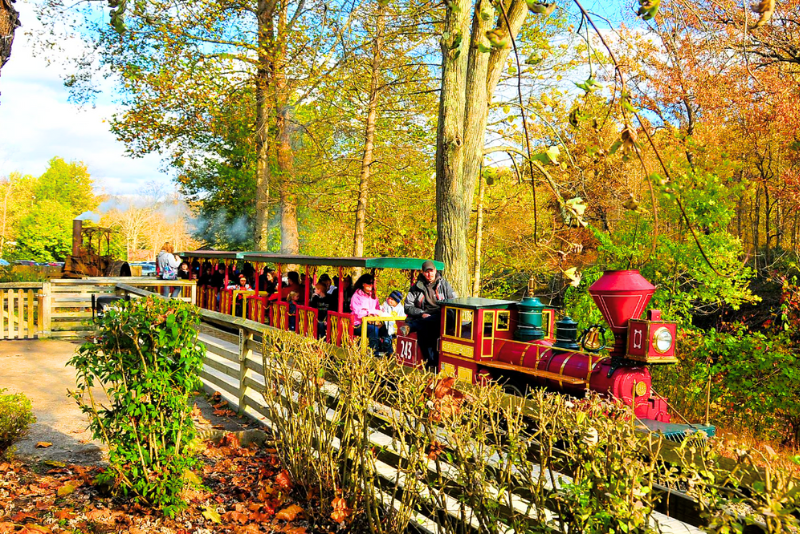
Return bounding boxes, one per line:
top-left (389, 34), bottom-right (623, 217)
top-left (380, 290), bottom-right (404, 337)
top-left (287, 291), bottom-right (300, 332)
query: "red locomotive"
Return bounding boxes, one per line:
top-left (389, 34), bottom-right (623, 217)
top-left (397, 270), bottom-right (678, 424)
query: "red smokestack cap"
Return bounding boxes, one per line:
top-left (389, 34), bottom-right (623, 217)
top-left (588, 270), bottom-right (655, 335)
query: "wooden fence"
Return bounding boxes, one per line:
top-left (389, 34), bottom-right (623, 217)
top-left (0, 283), bottom-right (43, 340)
top-left (112, 283), bottom-right (707, 534)
top-left (0, 278), bottom-right (196, 340)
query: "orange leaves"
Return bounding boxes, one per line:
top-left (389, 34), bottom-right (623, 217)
top-left (425, 376), bottom-right (469, 421)
top-left (275, 469), bottom-right (293, 491)
top-left (330, 497), bottom-right (351, 523)
top-left (275, 504), bottom-right (304, 522)
top-left (34, 442), bottom-right (52, 448)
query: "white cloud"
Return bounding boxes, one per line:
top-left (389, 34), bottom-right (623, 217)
top-left (0, 0), bottom-right (173, 197)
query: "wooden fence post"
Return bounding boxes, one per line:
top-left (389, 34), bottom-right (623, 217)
top-left (38, 282), bottom-right (52, 338)
top-left (238, 328), bottom-right (253, 413)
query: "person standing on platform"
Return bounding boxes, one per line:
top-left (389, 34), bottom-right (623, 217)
top-left (403, 260), bottom-right (456, 371)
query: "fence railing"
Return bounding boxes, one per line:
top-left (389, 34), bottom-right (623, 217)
top-left (0, 282), bottom-right (43, 340)
top-left (0, 278), bottom-right (196, 340)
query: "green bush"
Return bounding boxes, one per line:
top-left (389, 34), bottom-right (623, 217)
top-left (0, 389), bottom-right (36, 453)
top-left (68, 296), bottom-right (205, 516)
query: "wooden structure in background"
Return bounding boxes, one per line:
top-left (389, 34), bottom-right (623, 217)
top-left (0, 278), bottom-right (196, 340)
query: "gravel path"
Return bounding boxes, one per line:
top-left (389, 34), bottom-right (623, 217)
top-left (0, 339), bottom-right (103, 464)
top-left (0, 338), bottom-right (258, 466)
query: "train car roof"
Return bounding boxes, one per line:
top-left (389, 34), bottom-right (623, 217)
top-left (238, 253), bottom-right (445, 270)
top-left (176, 250), bottom-right (253, 260)
top-left (442, 297), bottom-right (517, 310)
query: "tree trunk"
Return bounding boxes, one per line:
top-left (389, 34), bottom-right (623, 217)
top-left (435, 0), bottom-right (528, 296)
top-left (274, 4), bottom-right (299, 254)
top-left (471, 171), bottom-right (485, 297)
top-left (764, 180), bottom-right (771, 265)
top-left (434, 0), bottom-right (471, 295)
top-left (0, 0), bottom-right (21, 77)
top-left (253, 0), bottom-right (271, 250)
top-left (352, 10), bottom-right (385, 260)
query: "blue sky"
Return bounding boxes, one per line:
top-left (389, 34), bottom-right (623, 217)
top-left (0, 0), bottom-right (173, 197)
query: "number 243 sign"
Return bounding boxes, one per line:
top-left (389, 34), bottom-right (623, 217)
top-left (396, 337), bottom-right (419, 366)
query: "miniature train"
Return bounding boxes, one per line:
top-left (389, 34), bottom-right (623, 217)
top-left (184, 252), bottom-right (713, 437)
top-left (397, 269), bottom-right (676, 423)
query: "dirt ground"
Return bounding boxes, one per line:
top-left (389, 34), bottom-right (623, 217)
top-left (0, 339), bottom-right (253, 465)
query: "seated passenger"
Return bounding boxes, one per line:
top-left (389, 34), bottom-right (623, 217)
top-left (286, 291), bottom-right (300, 332)
top-left (380, 290), bottom-right (404, 338)
top-left (286, 271), bottom-right (301, 295)
top-left (228, 274), bottom-right (252, 317)
top-left (210, 263), bottom-right (226, 289)
top-left (198, 265), bottom-right (214, 287)
top-left (404, 260), bottom-right (456, 371)
top-left (310, 282), bottom-right (334, 339)
top-left (178, 262), bottom-right (191, 280)
top-left (319, 273), bottom-right (336, 295)
top-left (350, 274), bottom-right (392, 356)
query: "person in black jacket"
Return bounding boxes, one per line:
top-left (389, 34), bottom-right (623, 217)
top-left (310, 282), bottom-right (335, 339)
top-left (404, 260), bottom-right (457, 371)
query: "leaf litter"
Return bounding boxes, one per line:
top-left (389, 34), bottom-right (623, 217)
top-left (0, 408), bottom-right (347, 533)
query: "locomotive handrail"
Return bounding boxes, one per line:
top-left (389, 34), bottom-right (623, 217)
top-left (358, 314), bottom-right (406, 355)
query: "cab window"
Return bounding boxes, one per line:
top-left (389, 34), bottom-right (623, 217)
top-left (445, 307), bottom-right (457, 337)
top-left (497, 311), bottom-right (510, 331)
top-left (459, 310), bottom-right (473, 340)
top-left (483, 311), bottom-right (495, 337)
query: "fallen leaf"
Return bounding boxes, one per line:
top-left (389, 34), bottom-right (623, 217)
top-left (275, 504), bottom-right (304, 522)
top-left (182, 469), bottom-right (201, 486)
top-left (35, 442), bottom-right (53, 448)
top-left (224, 510), bottom-right (249, 524)
top-left (275, 470), bottom-right (293, 491)
top-left (57, 483), bottom-right (77, 497)
top-left (54, 509), bottom-right (76, 520)
top-left (85, 508), bottom-right (107, 520)
top-left (19, 525), bottom-right (51, 533)
top-left (43, 460), bottom-right (65, 468)
top-left (191, 403), bottom-right (203, 417)
top-left (202, 506), bottom-right (222, 524)
top-left (283, 527), bottom-right (307, 534)
top-left (330, 497), bottom-right (351, 523)
top-left (11, 512), bottom-right (37, 523)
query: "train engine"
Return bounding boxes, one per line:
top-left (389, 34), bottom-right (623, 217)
top-left (396, 270), bottom-right (679, 424)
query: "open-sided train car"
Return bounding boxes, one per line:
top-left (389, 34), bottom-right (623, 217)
top-left (179, 251), bottom-right (714, 439)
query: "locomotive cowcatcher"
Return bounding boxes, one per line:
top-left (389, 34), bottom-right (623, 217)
top-left (396, 270), bottom-right (687, 428)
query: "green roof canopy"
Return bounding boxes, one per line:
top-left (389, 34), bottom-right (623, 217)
top-left (442, 297), bottom-right (517, 310)
top-left (239, 253), bottom-right (444, 271)
top-left (176, 250), bottom-right (252, 260)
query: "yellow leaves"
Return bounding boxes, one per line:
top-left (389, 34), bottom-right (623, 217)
top-left (57, 483), bottom-right (77, 497)
top-left (750, 0), bottom-right (776, 29)
top-left (563, 267), bottom-right (582, 287)
top-left (623, 193), bottom-right (649, 214)
top-left (182, 469), bottom-right (201, 486)
top-left (35, 442), bottom-right (52, 448)
top-left (202, 506), bottom-right (222, 523)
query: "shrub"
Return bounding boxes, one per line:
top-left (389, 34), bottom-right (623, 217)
top-left (0, 389), bottom-right (36, 453)
top-left (68, 296), bottom-right (205, 516)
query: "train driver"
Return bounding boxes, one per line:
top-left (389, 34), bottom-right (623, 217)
top-left (404, 260), bottom-right (457, 371)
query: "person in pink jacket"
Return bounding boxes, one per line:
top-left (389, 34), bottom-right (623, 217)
top-left (350, 274), bottom-right (392, 356)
